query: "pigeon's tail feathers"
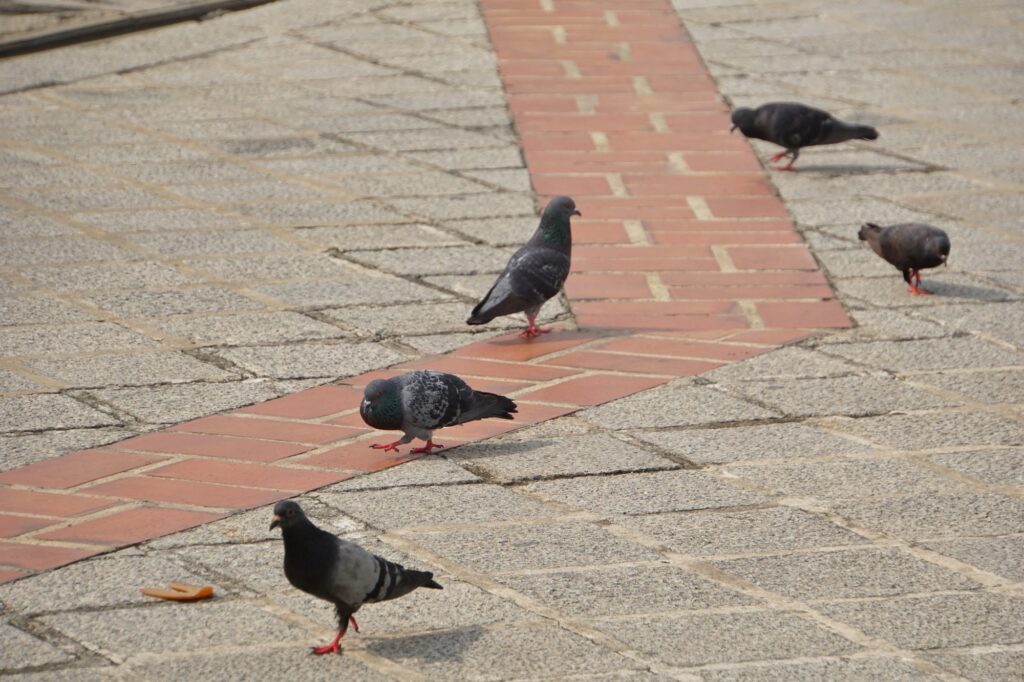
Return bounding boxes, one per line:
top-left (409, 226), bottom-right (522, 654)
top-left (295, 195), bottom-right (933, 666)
top-left (422, 576), bottom-right (444, 590)
top-left (403, 568), bottom-right (443, 591)
top-left (466, 300), bottom-right (495, 325)
top-left (850, 124), bottom-right (879, 140)
top-left (459, 391), bottom-right (517, 424)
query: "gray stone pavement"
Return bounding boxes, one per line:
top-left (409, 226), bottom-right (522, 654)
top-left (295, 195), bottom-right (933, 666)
top-left (2, 0), bottom-right (1024, 680)
top-left (0, 0), bottom-right (556, 471)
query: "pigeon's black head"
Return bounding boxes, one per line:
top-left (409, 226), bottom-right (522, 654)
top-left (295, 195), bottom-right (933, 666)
top-left (858, 222), bottom-right (883, 242)
top-left (730, 107), bottom-right (757, 135)
top-left (927, 231), bottom-right (951, 264)
top-left (270, 500), bottom-right (307, 531)
top-left (544, 195), bottom-right (581, 220)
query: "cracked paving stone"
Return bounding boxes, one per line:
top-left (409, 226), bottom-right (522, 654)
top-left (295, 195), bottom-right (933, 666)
top-left (252, 278), bottom-right (447, 308)
top-left (725, 457), bottom-right (971, 500)
top-left (212, 342), bottom-right (407, 380)
top-left (630, 421), bottom-right (873, 465)
top-left (148, 312), bottom-right (344, 346)
top-left (0, 428), bottom-right (131, 472)
top-left (345, 245), bottom-right (513, 277)
top-left (824, 337), bottom-right (1024, 374)
top-left (320, 301), bottom-right (518, 336)
top-left (18, 261), bottom-right (200, 291)
top-left (594, 610), bottom-right (860, 668)
top-left (181, 253), bottom-right (355, 282)
top-left (39, 601), bottom-right (311, 658)
top-left (698, 656), bottom-right (937, 682)
top-left (71, 207), bottom-right (239, 233)
top-left (522, 470), bottom-right (767, 516)
top-left (497, 563), bottom-right (755, 618)
top-left (913, 370), bottom-right (1024, 406)
top-left (925, 650), bottom-right (1024, 682)
top-left (0, 622), bottom-right (71, 671)
top-left (300, 223), bottom-right (465, 250)
top-left (25, 352), bottom-right (234, 388)
top-left (819, 592), bottom-right (1024, 650)
top-left (324, 455), bottom-right (481, 491)
top-left (365, 622), bottom-right (642, 681)
top-left (830, 492), bottom-right (1024, 541)
top-left (87, 380), bottom-right (280, 424)
top-left (385, 194), bottom-right (535, 221)
top-left (621, 506), bottom-right (867, 557)
top-left (0, 297), bottom-right (95, 326)
top-left (318, 484), bottom-right (555, 529)
top-left (0, 551), bottom-right (217, 614)
top-left (447, 432), bottom-right (674, 483)
top-left (725, 374), bottom-right (959, 418)
top-left (824, 410), bottom-right (1024, 450)
top-left (0, 237), bottom-right (133, 267)
top-left (124, 230), bottom-right (300, 258)
top-left (581, 380), bottom-right (779, 430)
top-left (403, 521), bottom-right (661, 574)
top-left (0, 394), bottom-right (119, 431)
top-left (126, 647), bottom-right (393, 682)
top-left (83, 288), bottom-right (266, 318)
top-left (702, 347), bottom-right (860, 383)
top-left (922, 536), bottom-right (1024, 583)
top-left (712, 546), bottom-right (980, 601)
top-left (928, 448), bottom-right (1024, 487)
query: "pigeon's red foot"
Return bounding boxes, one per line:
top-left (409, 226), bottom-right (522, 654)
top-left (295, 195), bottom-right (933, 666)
top-left (519, 325), bottom-right (551, 338)
top-left (410, 440), bottom-right (444, 454)
top-left (349, 616), bottom-right (359, 633)
top-left (907, 284), bottom-right (932, 295)
top-left (312, 631), bottom-right (344, 656)
top-left (768, 150), bottom-right (789, 162)
top-left (370, 441), bottom-right (402, 453)
top-left (771, 162), bottom-right (797, 171)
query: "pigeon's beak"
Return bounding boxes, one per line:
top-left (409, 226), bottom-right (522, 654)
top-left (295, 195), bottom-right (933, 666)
top-left (572, 209), bottom-right (582, 217)
top-left (730, 124), bottom-right (737, 133)
top-left (270, 515), bottom-right (281, 531)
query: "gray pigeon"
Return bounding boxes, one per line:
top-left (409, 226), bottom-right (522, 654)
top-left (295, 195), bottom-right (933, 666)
top-left (730, 102), bottom-right (879, 171)
top-left (858, 222), bottom-right (950, 295)
top-left (466, 195), bottom-right (580, 337)
top-left (271, 500), bottom-right (442, 655)
top-left (360, 370), bottom-right (517, 454)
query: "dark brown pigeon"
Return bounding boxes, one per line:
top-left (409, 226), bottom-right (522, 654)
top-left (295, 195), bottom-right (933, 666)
top-left (360, 370), bottom-right (516, 455)
top-left (730, 102), bottom-right (879, 171)
top-left (858, 222), bottom-right (950, 295)
top-left (271, 500), bottom-right (442, 656)
top-left (467, 195), bottom-right (579, 338)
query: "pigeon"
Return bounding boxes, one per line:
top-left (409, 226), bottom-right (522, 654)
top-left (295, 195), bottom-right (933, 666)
top-left (467, 195), bottom-right (580, 338)
top-left (270, 500), bottom-right (442, 656)
top-left (858, 222), bottom-right (950, 295)
top-left (730, 102), bottom-right (879, 171)
top-left (360, 370), bottom-right (517, 454)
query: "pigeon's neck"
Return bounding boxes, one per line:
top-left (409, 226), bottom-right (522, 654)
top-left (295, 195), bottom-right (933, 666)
top-left (531, 215), bottom-right (572, 252)
top-left (360, 391), bottom-right (403, 429)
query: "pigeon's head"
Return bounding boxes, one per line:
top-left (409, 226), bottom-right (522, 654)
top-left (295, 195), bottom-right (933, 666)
top-left (730, 107), bottom-right (756, 134)
top-left (270, 500), bottom-right (307, 531)
top-left (543, 195), bottom-right (581, 221)
top-left (361, 378), bottom-right (402, 427)
top-left (858, 223), bottom-right (883, 242)
top-left (928, 231), bottom-right (951, 265)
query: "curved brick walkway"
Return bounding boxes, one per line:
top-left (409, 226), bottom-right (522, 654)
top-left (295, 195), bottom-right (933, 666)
top-left (0, 0), bottom-right (851, 584)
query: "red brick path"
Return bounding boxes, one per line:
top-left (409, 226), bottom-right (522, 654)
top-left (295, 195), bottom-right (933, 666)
top-left (0, 0), bottom-right (850, 583)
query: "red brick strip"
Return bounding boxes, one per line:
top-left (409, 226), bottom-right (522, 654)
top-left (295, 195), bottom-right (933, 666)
top-left (0, 0), bottom-right (849, 583)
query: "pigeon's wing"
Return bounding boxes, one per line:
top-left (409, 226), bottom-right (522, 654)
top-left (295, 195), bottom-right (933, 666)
top-left (325, 538), bottom-right (381, 610)
top-left (760, 103), bottom-right (832, 149)
top-left (400, 371), bottom-right (463, 431)
top-left (472, 246), bottom-right (569, 320)
top-left (879, 223), bottom-right (948, 270)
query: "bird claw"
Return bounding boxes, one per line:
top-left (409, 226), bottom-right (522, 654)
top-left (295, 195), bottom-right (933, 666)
top-left (768, 151), bottom-right (789, 162)
top-left (349, 616), bottom-right (359, 633)
top-left (411, 441), bottom-right (444, 454)
top-left (369, 441), bottom-right (401, 453)
top-left (907, 285), bottom-right (932, 296)
top-left (311, 642), bottom-right (342, 656)
top-left (770, 164), bottom-right (796, 172)
top-left (519, 326), bottom-right (551, 338)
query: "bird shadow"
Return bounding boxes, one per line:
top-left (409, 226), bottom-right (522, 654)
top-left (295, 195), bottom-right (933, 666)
top-left (790, 164), bottom-right (916, 176)
top-left (912, 278), bottom-right (1013, 302)
top-left (364, 625), bottom-right (485, 664)
top-left (447, 439), bottom-right (551, 461)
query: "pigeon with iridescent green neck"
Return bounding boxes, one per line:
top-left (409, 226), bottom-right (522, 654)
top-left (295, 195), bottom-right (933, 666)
top-left (467, 195), bottom-right (579, 338)
top-left (360, 370), bottom-right (517, 454)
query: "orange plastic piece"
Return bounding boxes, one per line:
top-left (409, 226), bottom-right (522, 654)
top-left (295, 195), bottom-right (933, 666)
top-left (141, 582), bottom-right (214, 602)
